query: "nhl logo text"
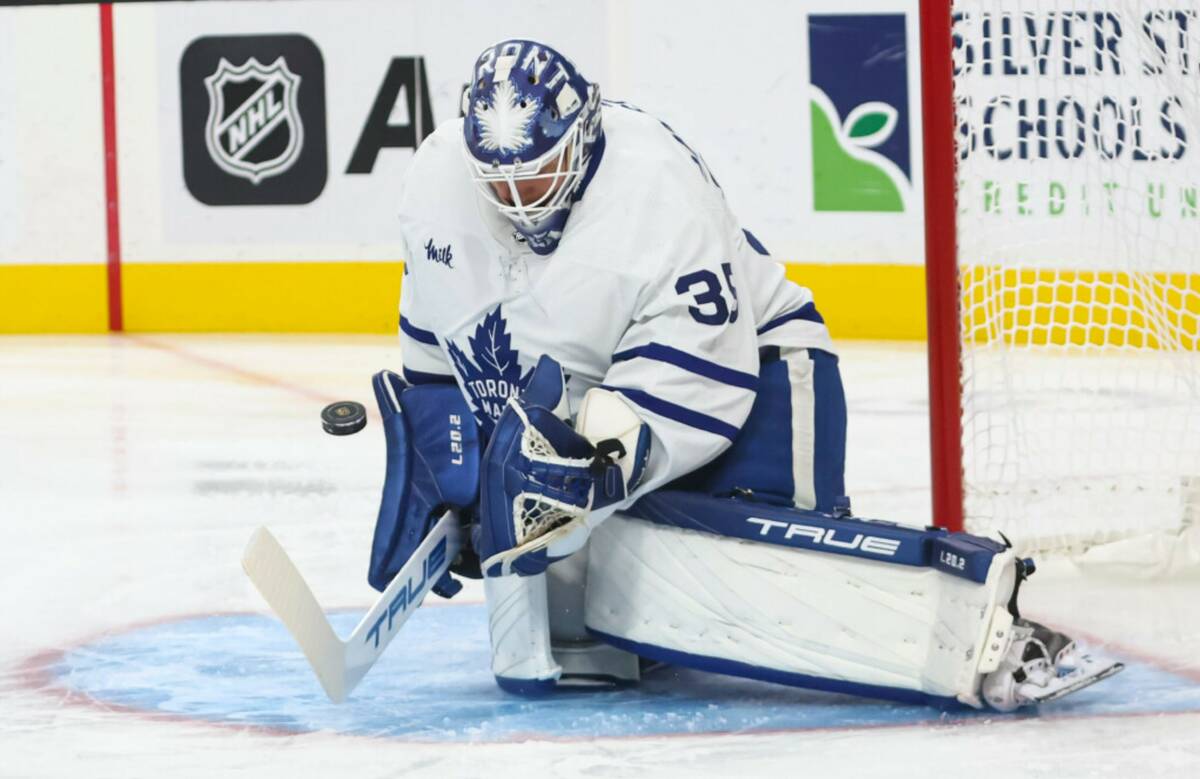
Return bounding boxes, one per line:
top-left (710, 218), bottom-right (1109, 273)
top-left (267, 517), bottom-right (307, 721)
top-left (180, 34), bottom-right (328, 205)
top-left (203, 57), bottom-right (303, 184)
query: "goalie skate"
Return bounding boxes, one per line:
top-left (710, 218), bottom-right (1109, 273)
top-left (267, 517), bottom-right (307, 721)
top-left (981, 620), bottom-right (1125, 711)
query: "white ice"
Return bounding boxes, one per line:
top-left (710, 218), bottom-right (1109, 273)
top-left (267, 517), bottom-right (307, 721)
top-left (1, 335), bottom-right (1198, 777)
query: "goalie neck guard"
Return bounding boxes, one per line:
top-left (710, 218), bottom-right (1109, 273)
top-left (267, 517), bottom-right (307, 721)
top-left (461, 39), bottom-right (603, 255)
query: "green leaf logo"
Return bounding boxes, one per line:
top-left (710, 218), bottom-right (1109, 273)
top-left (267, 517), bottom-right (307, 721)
top-left (849, 113), bottom-right (887, 138)
top-left (842, 102), bottom-right (898, 149)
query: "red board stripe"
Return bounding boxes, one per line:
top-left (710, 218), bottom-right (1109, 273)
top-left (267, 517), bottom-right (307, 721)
top-left (99, 3), bottom-right (123, 332)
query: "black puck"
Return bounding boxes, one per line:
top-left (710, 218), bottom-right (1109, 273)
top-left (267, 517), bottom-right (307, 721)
top-left (321, 401), bottom-right (367, 436)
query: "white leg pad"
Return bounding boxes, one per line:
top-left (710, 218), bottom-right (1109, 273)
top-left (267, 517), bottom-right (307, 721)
top-left (484, 574), bottom-right (561, 685)
top-left (584, 514), bottom-right (1018, 707)
top-left (485, 551), bottom-right (640, 691)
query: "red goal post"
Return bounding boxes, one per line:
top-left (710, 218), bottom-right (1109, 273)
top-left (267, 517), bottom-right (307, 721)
top-left (920, 0), bottom-right (965, 534)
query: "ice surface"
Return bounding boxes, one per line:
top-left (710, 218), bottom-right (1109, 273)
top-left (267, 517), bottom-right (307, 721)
top-left (2, 335), bottom-right (1199, 778)
top-left (34, 606), bottom-right (1200, 741)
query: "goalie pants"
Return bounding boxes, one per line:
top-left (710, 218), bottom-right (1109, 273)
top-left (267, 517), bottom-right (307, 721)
top-left (673, 346), bottom-right (846, 512)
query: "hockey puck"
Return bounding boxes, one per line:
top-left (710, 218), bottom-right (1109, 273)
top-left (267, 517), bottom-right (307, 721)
top-left (321, 401), bottom-right (367, 436)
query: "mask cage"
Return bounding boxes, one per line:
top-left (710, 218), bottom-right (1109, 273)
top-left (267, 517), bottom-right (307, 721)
top-left (463, 107), bottom-right (590, 232)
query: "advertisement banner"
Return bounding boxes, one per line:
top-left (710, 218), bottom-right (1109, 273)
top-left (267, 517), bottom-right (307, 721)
top-left (954, 0), bottom-right (1200, 272)
top-left (4, 0), bottom-right (930, 334)
top-left (114, 0), bottom-right (923, 266)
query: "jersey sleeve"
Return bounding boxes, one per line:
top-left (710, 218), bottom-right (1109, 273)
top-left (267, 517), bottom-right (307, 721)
top-left (397, 241), bottom-right (455, 385)
top-left (600, 219), bottom-right (759, 504)
top-left (737, 229), bottom-right (835, 355)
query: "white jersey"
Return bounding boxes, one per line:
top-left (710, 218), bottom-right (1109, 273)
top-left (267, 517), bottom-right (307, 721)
top-left (396, 102), bottom-right (833, 504)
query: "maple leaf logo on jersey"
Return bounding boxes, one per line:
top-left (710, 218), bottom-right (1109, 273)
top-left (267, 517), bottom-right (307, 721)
top-left (447, 306), bottom-right (534, 435)
top-left (475, 80), bottom-right (538, 153)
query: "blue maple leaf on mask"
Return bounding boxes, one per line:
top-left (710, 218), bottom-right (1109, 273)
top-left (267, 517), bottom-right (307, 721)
top-left (447, 306), bottom-right (534, 436)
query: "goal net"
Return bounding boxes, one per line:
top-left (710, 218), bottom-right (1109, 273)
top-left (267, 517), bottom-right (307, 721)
top-left (929, 0), bottom-right (1200, 562)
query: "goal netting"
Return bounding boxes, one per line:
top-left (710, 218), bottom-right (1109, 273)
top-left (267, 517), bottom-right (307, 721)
top-left (944, 0), bottom-right (1200, 562)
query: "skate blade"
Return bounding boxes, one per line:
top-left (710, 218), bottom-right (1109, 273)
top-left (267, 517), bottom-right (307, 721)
top-left (1028, 658), bottom-right (1125, 705)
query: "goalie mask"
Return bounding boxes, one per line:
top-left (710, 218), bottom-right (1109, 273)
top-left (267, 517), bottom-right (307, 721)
top-left (462, 39), bottom-right (603, 255)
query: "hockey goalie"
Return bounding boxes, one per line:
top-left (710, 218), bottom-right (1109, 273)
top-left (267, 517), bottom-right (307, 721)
top-left (362, 38), bottom-right (1123, 711)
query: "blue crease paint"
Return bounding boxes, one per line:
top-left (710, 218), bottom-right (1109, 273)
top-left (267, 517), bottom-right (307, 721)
top-left (48, 605), bottom-right (1200, 742)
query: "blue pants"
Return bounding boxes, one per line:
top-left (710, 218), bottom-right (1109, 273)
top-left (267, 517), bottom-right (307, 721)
top-left (670, 347), bottom-right (847, 512)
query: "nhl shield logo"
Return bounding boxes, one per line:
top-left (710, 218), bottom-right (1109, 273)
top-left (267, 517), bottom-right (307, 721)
top-left (203, 57), bottom-right (303, 184)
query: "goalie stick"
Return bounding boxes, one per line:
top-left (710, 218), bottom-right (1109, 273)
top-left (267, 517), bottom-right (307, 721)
top-left (241, 509), bottom-right (464, 703)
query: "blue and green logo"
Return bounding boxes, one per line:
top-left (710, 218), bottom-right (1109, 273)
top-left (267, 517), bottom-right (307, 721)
top-left (808, 14), bottom-right (911, 212)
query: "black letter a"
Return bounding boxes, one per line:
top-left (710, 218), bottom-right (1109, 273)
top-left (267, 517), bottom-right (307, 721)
top-left (346, 57), bottom-right (435, 174)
